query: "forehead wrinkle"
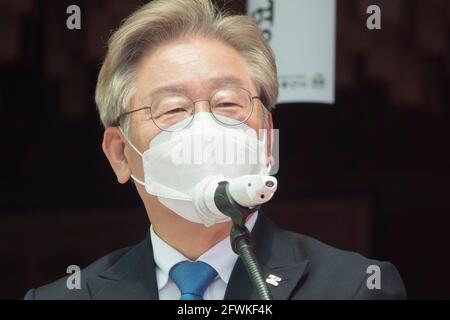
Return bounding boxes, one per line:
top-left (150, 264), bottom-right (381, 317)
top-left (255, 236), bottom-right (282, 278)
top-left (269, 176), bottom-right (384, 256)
top-left (145, 75), bottom-right (246, 102)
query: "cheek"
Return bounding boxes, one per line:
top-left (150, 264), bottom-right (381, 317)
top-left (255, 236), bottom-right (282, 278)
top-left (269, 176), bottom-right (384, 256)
top-left (126, 148), bottom-right (142, 169)
top-left (135, 129), bottom-right (159, 150)
top-left (246, 105), bottom-right (265, 138)
top-left (129, 120), bottom-right (161, 151)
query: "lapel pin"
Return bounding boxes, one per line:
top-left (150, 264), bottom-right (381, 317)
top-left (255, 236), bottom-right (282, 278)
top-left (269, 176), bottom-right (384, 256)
top-left (265, 274), bottom-right (282, 286)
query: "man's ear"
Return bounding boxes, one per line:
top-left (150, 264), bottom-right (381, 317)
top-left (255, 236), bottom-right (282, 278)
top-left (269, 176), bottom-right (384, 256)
top-left (102, 127), bottom-right (131, 184)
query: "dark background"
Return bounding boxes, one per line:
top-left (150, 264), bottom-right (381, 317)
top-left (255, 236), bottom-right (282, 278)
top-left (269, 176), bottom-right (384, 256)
top-left (1, 0), bottom-right (449, 299)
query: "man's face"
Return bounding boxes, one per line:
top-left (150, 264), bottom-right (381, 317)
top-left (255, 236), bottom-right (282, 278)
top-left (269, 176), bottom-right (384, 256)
top-left (124, 36), bottom-right (268, 181)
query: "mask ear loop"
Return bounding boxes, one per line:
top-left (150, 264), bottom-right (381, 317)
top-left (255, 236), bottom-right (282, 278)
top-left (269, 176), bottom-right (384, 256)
top-left (260, 106), bottom-right (274, 175)
top-left (266, 126), bottom-right (275, 175)
top-left (260, 128), bottom-right (273, 175)
top-left (118, 127), bottom-right (146, 187)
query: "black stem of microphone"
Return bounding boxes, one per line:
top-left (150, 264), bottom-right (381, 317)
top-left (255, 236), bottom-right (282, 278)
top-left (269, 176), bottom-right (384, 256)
top-left (230, 225), bottom-right (273, 300)
top-left (214, 181), bottom-right (273, 300)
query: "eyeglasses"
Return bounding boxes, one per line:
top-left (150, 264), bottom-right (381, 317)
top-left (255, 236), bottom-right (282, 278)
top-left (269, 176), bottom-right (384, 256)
top-left (114, 87), bottom-right (262, 132)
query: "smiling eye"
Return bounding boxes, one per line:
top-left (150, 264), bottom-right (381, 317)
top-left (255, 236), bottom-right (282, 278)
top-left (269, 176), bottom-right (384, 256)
top-left (164, 107), bottom-right (190, 115)
top-left (152, 95), bottom-right (192, 118)
top-left (215, 102), bottom-right (242, 108)
top-left (153, 106), bottom-right (190, 120)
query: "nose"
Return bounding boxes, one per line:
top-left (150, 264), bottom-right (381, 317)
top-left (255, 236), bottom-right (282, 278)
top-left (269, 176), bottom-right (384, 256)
top-left (194, 100), bottom-right (211, 113)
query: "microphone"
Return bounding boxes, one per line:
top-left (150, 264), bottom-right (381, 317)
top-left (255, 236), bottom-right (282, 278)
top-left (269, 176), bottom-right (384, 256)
top-left (193, 174), bottom-right (277, 300)
top-left (193, 175), bottom-right (277, 226)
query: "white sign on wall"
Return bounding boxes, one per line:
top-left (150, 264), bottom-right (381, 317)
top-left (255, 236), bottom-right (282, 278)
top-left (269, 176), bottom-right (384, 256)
top-left (247, 0), bottom-right (336, 104)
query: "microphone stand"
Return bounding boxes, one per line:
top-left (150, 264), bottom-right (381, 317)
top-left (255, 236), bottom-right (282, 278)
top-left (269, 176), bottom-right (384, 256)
top-left (214, 181), bottom-right (273, 300)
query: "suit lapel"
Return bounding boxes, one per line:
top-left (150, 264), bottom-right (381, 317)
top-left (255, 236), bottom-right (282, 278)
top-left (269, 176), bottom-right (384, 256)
top-left (86, 213), bottom-right (308, 300)
top-left (87, 232), bottom-right (159, 300)
top-left (224, 213), bottom-right (309, 300)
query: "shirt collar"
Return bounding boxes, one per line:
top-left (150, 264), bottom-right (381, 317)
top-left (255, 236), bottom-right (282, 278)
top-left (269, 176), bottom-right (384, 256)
top-left (150, 212), bottom-right (259, 290)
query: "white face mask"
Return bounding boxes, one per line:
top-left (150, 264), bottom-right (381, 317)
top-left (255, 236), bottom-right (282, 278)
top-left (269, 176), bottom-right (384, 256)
top-left (121, 112), bottom-right (270, 226)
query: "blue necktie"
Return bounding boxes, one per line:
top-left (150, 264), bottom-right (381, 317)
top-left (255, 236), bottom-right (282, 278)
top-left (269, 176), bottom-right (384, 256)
top-left (169, 261), bottom-right (218, 300)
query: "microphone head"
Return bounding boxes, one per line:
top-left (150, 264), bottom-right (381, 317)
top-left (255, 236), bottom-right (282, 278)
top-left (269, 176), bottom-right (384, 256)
top-left (192, 175), bottom-right (278, 227)
top-left (227, 175), bottom-right (277, 207)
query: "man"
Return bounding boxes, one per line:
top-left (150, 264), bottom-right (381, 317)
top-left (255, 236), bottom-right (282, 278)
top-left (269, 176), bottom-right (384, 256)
top-left (25, 0), bottom-right (406, 300)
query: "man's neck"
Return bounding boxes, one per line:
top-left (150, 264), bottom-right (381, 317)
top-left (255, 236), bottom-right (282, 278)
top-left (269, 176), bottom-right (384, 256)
top-left (152, 219), bottom-right (233, 260)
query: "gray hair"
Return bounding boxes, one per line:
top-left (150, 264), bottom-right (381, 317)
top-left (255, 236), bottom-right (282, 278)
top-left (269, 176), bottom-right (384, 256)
top-left (95, 0), bottom-right (278, 130)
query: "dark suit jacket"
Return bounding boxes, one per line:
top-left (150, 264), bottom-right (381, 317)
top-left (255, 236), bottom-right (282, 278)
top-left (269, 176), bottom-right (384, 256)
top-left (24, 214), bottom-right (406, 300)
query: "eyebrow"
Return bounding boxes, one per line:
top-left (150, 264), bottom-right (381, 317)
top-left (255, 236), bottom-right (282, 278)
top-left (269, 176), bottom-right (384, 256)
top-left (146, 76), bottom-right (245, 100)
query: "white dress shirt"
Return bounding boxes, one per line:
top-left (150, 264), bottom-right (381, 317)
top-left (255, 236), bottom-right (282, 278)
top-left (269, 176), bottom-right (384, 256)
top-left (150, 212), bottom-right (258, 300)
